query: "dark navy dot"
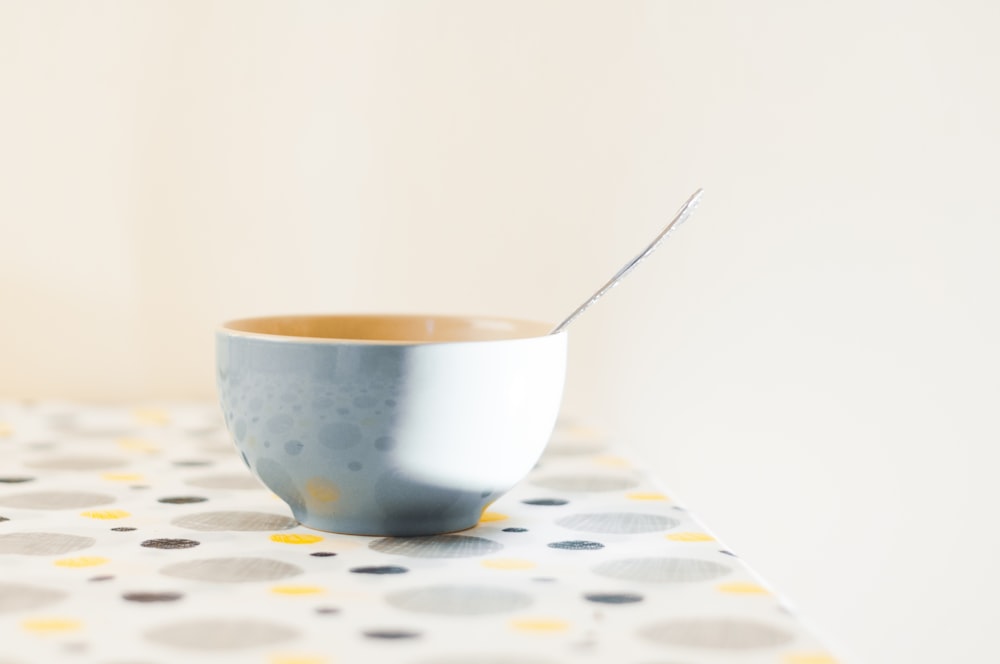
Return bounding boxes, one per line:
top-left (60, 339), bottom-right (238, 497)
top-left (157, 496), bottom-right (208, 504)
top-left (583, 592), bottom-right (644, 604)
top-left (548, 540), bottom-right (604, 551)
top-left (350, 566), bottom-right (409, 575)
top-left (89, 575), bottom-right (114, 582)
top-left (0, 477), bottom-right (34, 484)
top-left (173, 460), bottom-right (213, 468)
top-left (315, 606), bottom-right (341, 615)
top-left (480, 489), bottom-right (493, 498)
top-left (310, 552), bottom-right (338, 558)
top-left (363, 629), bottom-right (420, 640)
top-left (719, 550), bottom-right (737, 557)
top-left (141, 538), bottom-right (200, 550)
top-left (522, 498), bottom-right (569, 506)
top-left (348, 462), bottom-right (363, 471)
top-left (123, 591), bottom-right (184, 603)
top-left (111, 526), bottom-right (136, 532)
top-left (284, 440), bottom-right (304, 456)
top-left (502, 527), bottom-right (528, 533)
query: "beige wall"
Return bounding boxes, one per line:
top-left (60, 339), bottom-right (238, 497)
top-left (3, 2), bottom-right (999, 662)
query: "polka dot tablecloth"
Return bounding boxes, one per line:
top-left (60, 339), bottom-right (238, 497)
top-left (0, 402), bottom-right (838, 664)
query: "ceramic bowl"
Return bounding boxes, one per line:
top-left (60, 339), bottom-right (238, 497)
top-left (216, 314), bottom-right (566, 536)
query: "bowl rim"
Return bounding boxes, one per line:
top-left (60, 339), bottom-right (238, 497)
top-left (217, 313), bottom-right (563, 345)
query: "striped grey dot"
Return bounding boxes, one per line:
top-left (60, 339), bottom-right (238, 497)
top-left (184, 473), bottom-right (264, 490)
top-left (531, 474), bottom-right (639, 492)
top-left (171, 511), bottom-right (296, 532)
top-left (594, 557), bottom-right (732, 583)
top-left (0, 491), bottom-right (115, 510)
top-left (161, 557), bottom-right (302, 583)
top-left (386, 585), bottom-right (533, 616)
top-left (0, 532), bottom-right (95, 555)
top-left (557, 512), bottom-right (681, 534)
top-left (370, 535), bottom-right (503, 559)
top-left (145, 618), bottom-right (297, 650)
top-left (25, 455), bottom-right (128, 471)
top-left (0, 583), bottom-right (67, 613)
top-left (638, 617), bottom-right (795, 649)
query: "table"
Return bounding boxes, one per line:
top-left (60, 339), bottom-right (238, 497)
top-left (0, 401), bottom-right (838, 664)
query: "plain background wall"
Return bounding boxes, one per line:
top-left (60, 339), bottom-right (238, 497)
top-left (2, 2), bottom-right (998, 662)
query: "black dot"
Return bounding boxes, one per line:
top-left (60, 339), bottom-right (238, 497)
top-left (480, 489), bottom-right (493, 498)
top-left (363, 629), bottom-right (420, 640)
top-left (583, 592), bottom-right (643, 604)
top-left (522, 498), bottom-right (568, 506)
top-left (0, 477), bottom-right (34, 484)
top-left (315, 607), bottom-right (341, 615)
top-left (548, 540), bottom-right (604, 551)
top-left (140, 538), bottom-right (200, 550)
top-left (122, 591), bottom-right (184, 603)
top-left (111, 526), bottom-right (136, 532)
top-left (173, 460), bottom-right (213, 467)
top-left (350, 566), bottom-right (408, 575)
top-left (89, 575), bottom-right (114, 582)
top-left (310, 552), bottom-right (338, 558)
top-left (0, 516), bottom-right (9, 523)
top-left (157, 496), bottom-right (208, 504)
top-left (719, 550), bottom-right (737, 557)
top-left (502, 527), bottom-right (528, 533)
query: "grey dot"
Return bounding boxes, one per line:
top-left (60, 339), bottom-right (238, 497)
top-left (374, 436), bottom-right (395, 451)
top-left (0, 532), bottom-right (96, 555)
top-left (348, 461), bottom-right (363, 471)
top-left (284, 440), bottom-right (304, 456)
top-left (352, 395), bottom-right (377, 409)
top-left (248, 398), bottom-right (264, 411)
top-left (638, 617), bottom-right (795, 650)
top-left (0, 583), bottom-right (67, 613)
top-left (370, 535), bottom-right (503, 559)
top-left (172, 511), bottom-right (296, 532)
top-left (145, 618), bottom-right (297, 650)
top-left (267, 413), bottom-right (293, 434)
top-left (386, 585), bottom-right (532, 615)
top-left (25, 456), bottom-right (128, 471)
top-left (593, 557), bottom-right (732, 584)
top-left (0, 491), bottom-right (115, 510)
top-left (531, 474), bottom-right (639, 492)
top-left (233, 419), bottom-right (247, 441)
top-left (557, 512), bottom-right (681, 534)
top-left (319, 421), bottom-right (362, 449)
top-left (185, 473), bottom-right (264, 490)
top-left (384, 399), bottom-right (397, 407)
top-left (161, 557), bottom-right (303, 583)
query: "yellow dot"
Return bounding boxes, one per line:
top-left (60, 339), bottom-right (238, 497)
top-left (271, 585), bottom-right (325, 595)
top-left (510, 618), bottom-right (570, 633)
top-left (54, 556), bottom-right (109, 568)
top-left (0, 422), bottom-right (12, 437)
top-left (80, 509), bottom-right (131, 520)
top-left (21, 618), bottom-right (82, 633)
top-left (101, 473), bottom-right (145, 482)
top-left (270, 533), bottom-right (324, 545)
top-left (117, 437), bottom-right (160, 453)
top-left (479, 511), bottom-right (508, 523)
top-left (269, 656), bottom-right (327, 664)
top-left (626, 492), bottom-right (668, 501)
top-left (593, 455), bottom-right (630, 468)
top-left (305, 478), bottom-right (339, 503)
top-left (666, 532), bottom-right (715, 542)
top-left (783, 654), bottom-right (840, 664)
top-left (133, 408), bottom-right (170, 425)
top-left (481, 558), bottom-right (537, 570)
top-left (716, 581), bottom-right (771, 595)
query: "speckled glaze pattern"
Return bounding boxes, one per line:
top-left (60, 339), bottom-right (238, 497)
top-left (216, 330), bottom-right (567, 536)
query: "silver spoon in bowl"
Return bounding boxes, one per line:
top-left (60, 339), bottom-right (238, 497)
top-left (550, 187), bottom-right (704, 335)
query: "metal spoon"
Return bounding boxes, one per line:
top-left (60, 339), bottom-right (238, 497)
top-left (549, 187), bottom-right (703, 335)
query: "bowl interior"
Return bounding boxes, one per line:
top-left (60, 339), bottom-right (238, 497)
top-left (221, 314), bottom-right (553, 343)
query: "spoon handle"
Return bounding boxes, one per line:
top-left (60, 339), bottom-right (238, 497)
top-left (549, 187), bottom-right (703, 336)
